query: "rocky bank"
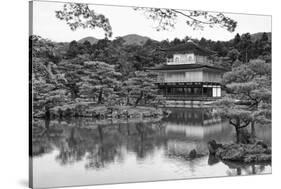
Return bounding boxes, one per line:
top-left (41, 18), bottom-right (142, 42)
top-left (208, 140), bottom-right (271, 163)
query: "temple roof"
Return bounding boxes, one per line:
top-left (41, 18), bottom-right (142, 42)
top-left (159, 40), bottom-right (216, 56)
top-left (149, 63), bottom-right (227, 72)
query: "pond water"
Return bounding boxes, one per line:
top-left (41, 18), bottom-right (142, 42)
top-left (31, 108), bottom-right (271, 188)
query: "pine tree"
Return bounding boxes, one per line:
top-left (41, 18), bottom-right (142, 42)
top-left (216, 59), bottom-right (271, 141)
top-left (77, 61), bottom-right (122, 105)
top-left (31, 36), bottom-right (70, 118)
top-left (126, 71), bottom-right (162, 107)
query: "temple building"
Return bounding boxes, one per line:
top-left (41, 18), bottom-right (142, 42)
top-left (150, 40), bottom-right (226, 106)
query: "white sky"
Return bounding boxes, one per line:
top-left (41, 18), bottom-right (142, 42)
top-left (32, 1), bottom-right (271, 42)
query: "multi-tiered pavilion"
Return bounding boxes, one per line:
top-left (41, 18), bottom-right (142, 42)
top-left (150, 40), bottom-right (226, 106)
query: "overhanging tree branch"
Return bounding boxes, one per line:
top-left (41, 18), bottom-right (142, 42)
top-left (171, 9), bottom-right (214, 25)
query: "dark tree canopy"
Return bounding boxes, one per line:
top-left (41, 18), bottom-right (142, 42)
top-left (216, 59), bottom-right (271, 134)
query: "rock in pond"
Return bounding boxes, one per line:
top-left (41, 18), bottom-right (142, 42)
top-left (189, 149), bottom-right (197, 159)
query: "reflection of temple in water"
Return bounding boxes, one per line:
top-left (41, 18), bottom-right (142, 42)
top-left (162, 108), bottom-right (234, 156)
top-left (163, 108), bottom-right (231, 139)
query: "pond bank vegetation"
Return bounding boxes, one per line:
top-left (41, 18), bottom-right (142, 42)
top-left (34, 104), bottom-right (170, 120)
top-left (208, 139), bottom-right (271, 164)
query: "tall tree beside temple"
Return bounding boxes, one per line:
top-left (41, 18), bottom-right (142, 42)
top-left (241, 33), bottom-right (253, 63)
top-left (125, 71), bottom-right (161, 107)
top-left (254, 32), bottom-right (271, 62)
top-left (233, 33), bottom-right (241, 49)
top-left (226, 48), bottom-right (240, 64)
top-left (216, 59), bottom-right (271, 135)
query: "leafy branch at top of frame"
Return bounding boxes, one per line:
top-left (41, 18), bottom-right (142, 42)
top-left (134, 7), bottom-right (237, 32)
top-left (55, 3), bottom-right (237, 38)
top-left (55, 3), bottom-right (112, 38)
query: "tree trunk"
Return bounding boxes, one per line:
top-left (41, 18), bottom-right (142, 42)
top-left (127, 123), bottom-right (130, 135)
top-left (252, 165), bottom-right (256, 174)
top-left (126, 97), bottom-right (130, 106)
top-left (44, 119), bottom-right (50, 130)
top-left (45, 106), bottom-right (50, 120)
top-left (68, 83), bottom-right (79, 100)
top-left (245, 49), bottom-right (248, 63)
top-left (126, 91), bottom-right (130, 106)
top-left (69, 128), bottom-right (76, 145)
top-left (251, 121), bottom-right (256, 137)
top-left (98, 88), bottom-right (103, 104)
top-left (235, 127), bottom-right (241, 144)
top-left (134, 91), bottom-right (143, 107)
top-left (237, 168), bottom-right (242, 175)
top-left (235, 118), bottom-right (241, 143)
top-left (98, 125), bottom-right (103, 142)
top-left (144, 95), bottom-right (147, 104)
top-left (58, 108), bottom-right (63, 119)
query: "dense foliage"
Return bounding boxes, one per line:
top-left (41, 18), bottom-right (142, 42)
top-left (215, 34), bottom-right (271, 136)
top-left (30, 36), bottom-right (166, 118)
top-left (216, 59), bottom-right (271, 134)
top-left (30, 32), bottom-right (271, 120)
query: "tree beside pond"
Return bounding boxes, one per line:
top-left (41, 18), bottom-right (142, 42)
top-left (216, 59), bottom-right (271, 141)
top-left (31, 36), bottom-right (71, 117)
top-left (125, 71), bottom-right (161, 107)
top-left (77, 61), bottom-right (122, 104)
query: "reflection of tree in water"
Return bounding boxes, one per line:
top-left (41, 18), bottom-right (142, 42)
top-left (208, 154), bottom-right (269, 176)
top-left (32, 118), bottom-right (167, 170)
top-left (34, 108), bottom-right (231, 165)
top-left (126, 122), bottom-right (166, 160)
top-left (84, 121), bottom-right (171, 168)
top-left (32, 108), bottom-right (271, 174)
top-left (85, 125), bottom-right (124, 170)
top-left (84, 122), bottom-right (166, 169)
top-left (161, 108), bottom-right (271, 175)
top-left (133, 122), bottom-right (153, 159)
top-left (31, 119), bottom-right (64, 157)
top-left (207, 154), bottom-right (220, 166)
top-left (225, 163), bottom-right (267, 176)
top-left (55, 127), bottom-right (87, 165)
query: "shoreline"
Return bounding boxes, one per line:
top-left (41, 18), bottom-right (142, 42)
top-left (33, 105), bottom-right (171, 122)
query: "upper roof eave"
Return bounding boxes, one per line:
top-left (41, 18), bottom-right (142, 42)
top-left (148, 64), bottom-right (227, 72)
top-left (158, 40), bottom-right (217, 56)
